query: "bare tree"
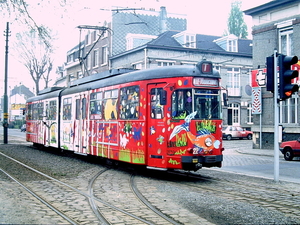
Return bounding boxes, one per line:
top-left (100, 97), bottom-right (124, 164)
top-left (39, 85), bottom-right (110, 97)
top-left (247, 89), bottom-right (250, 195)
top-left (1, 0), bottom-right (69, 48)
top-left (43, 59), bottom-right (53, 89)
top-left (14, 29), bottom-right (53, 95)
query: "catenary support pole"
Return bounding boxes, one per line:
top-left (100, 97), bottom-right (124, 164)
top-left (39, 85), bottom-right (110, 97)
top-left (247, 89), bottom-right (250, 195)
top-left (3, 22), bottom-right (10, 144)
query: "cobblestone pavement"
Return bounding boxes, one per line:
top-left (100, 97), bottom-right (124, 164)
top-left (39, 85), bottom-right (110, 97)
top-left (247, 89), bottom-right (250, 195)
top-left (0, 135), bottom-right (299, 224)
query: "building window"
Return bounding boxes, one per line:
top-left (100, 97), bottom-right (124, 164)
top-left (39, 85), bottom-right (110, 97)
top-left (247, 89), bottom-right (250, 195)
top-left (247, 103), bottom-right (253, 124)
top-left (279, 28), bottom-right (293, 55)
top-left (227, 67), bottom-right (240, 96)
top-left (93, 49), bottom-right (99, 67)
top-left (185, 34), bottom-right (196, 48)
top-left (279, 27), bottom-right (297, 124)
top-left (228, 103), bottom-right (240, 125)
top-left (214, 66), bottom-right (221, 74)
top-left (213, 34), bottom-right (238, 52)
top-left (228, 39), bottom-right (237, 52)
top-left (101, 29), bottom-right (108, 39)
top-left (126, 33), bottom-right (157, 50)
top-left (101, 46), bottom-right (108, 65)
top-left (157, 61), bottom-right (175, 67)
top-left (280, 96), bottom-right (297, 124)
top-left (85, 32), bottom-right (90, 46)
top-left (133, 63), bottom-right (143, 70)
top-left (77, 71), bottom-right (83, 79)
top-left (69, 73), bottom-right (75, 81)
top-left (92, 31), bottom-right (97, 42)
top-left (86, 54), bottom-right (91, 69)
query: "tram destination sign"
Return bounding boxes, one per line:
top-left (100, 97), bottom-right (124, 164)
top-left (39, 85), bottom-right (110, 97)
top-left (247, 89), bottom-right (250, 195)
top-left (193, 77), bottom-right (219, 87)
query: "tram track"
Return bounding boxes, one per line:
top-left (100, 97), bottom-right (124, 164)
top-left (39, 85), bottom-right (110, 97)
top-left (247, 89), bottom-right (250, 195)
top-left (0, 167), bottom-right (78, 225)
top-left (0, 151), bottom-right (184, 225)
top-left (90, 168), bottom-right (183, 225)
top-left (158, 170), bottom-right (300, 219)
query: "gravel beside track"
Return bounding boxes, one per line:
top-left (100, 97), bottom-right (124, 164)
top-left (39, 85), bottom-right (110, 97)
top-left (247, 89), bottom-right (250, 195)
top-left (0, 141), bottom-right (300, 224)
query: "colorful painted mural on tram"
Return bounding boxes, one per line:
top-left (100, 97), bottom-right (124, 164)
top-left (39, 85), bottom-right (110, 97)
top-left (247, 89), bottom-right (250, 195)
top-left (26, 61), bottom-right (224, 171)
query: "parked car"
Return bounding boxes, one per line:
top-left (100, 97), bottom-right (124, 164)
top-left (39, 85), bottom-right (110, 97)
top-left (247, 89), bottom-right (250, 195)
top-left (279, 137), bottom-right (300, 161)
top-left (20, 124), bottom-right (26, 132)
top-left (222, 126), bottom-right (253, 140)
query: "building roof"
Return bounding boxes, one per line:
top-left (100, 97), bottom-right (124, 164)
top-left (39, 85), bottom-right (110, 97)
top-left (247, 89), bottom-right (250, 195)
top-left (10, 85), bottom-right (34, 100)
top-left (111, 31), bottom-right (252, 59)
top-left (111, 7), bottom-right (187, 56)
top-left (244, 0), bottom-right (300, 16)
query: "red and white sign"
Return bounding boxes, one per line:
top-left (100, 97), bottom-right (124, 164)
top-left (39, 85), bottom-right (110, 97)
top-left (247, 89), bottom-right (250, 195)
top-left (251, 60), bottom-right (300, 88)
top-left (252, 87), bottom-right (262, 114)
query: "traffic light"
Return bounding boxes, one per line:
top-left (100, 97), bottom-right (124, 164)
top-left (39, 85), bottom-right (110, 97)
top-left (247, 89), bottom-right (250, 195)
top-left (278, 54), bottom-right (299, 100)
top-left (266, 55), bottom-right (274, 92)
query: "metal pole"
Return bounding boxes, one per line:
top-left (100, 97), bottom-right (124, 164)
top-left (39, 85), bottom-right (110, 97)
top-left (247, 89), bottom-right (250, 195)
top-left (259, 114), bottom-right (262, 149)
top-left (273, 49), bottom-right (279, 182)
top-left (3, 22), bottom-right (10, 144)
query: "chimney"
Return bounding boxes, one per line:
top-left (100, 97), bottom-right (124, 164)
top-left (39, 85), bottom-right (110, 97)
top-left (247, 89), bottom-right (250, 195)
top-left (160, 6), bottom-right (168, 33)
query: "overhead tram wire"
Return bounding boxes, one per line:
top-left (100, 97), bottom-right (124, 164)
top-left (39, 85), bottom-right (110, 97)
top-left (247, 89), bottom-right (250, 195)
top-left (76, 25), bottom-right (112, 77)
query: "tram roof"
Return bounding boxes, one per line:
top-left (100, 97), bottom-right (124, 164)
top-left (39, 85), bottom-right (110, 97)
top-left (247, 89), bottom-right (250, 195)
top-left (61, 64), bottom-right (220, 96)
top-left (28, 63), bottom-right (220, 102)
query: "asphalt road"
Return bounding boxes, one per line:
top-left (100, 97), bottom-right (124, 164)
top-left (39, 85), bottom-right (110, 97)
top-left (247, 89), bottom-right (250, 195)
top-left (217, 139), bottom-right (300, 184)
top-left (0, 128), bottom-right (26, 142)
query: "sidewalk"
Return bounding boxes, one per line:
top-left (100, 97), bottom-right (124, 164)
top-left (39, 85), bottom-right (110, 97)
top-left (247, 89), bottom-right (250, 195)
top-left (236, 147), bottom-right (276, 157)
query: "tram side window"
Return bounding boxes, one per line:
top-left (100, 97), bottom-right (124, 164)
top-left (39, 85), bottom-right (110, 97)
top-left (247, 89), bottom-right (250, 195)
top-left (75, 99), bottom-right (80, 120)
top-left (32, 104), bottom-right (38, 120)
top-left (75, 97), bottom-right (86, 120)
top-left (119, 86), bottom-right (140, 119)
top-left (63, 98), bottom-right (72, 120)
top-left (33, 102), bottom-right (44, 120)
top-left (171, 89), bottom-right (192, 119)
top-left (48, 100), bottom-right (57, 120)
top-left (27, 104), bottom-right (33, 120)
top-left (150, 88), bottom-right (164, 119)
top-left (82, 98), bottom-right (87, 119)
top-left (90, 92), bottom-right (103, 120)
top-left (103, 89), bottom-right (118, 120)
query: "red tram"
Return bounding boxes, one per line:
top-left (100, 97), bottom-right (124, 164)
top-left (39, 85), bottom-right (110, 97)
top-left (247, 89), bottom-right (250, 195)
top-left (26, 60), bottom-right (224, 171)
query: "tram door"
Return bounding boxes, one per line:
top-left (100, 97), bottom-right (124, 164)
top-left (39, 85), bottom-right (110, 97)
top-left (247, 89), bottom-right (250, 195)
top-left (74, 95), bottom-right (87, 154)
top-left (147, 83), bottom-right (168, 169)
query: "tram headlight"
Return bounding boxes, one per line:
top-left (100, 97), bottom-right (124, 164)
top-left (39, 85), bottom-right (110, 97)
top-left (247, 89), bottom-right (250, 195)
top-left (205, 137), bottom-right (213, 147)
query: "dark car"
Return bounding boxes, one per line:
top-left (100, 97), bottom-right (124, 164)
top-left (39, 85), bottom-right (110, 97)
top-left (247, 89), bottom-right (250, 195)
top-left (222, 126), bottom-right (253, 140)
top-left (279, 137), bottom-right (300, 161)
top-left (20, 124), bottom-right (26, 132)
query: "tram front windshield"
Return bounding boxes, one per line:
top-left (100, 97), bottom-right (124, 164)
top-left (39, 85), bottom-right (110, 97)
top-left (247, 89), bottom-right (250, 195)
top-left (171, 89), bottom-right (221, 120)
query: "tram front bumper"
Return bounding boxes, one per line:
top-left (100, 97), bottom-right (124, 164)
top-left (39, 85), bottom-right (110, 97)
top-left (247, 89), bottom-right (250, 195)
top-left (181, 155), bottom-right (223, 168)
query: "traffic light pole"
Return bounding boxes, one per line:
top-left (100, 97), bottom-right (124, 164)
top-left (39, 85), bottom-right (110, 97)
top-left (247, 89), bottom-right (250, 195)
top-left (273, 49), bottom-right (279, 182)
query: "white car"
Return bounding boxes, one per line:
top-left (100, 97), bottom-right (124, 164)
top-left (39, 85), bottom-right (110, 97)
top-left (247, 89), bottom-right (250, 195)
top-left (20, 124), bottom-right (26, 132)
top-left (222, 126), bottom-right (253, 140)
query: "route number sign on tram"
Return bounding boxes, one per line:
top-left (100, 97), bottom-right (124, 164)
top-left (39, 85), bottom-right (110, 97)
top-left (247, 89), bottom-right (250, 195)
top-left (201, 62), bottom-right (212, 74)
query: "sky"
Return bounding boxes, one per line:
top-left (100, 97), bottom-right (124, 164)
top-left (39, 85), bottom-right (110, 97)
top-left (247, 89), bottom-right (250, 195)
top-left (0, 0), bottom-right (271, 93)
